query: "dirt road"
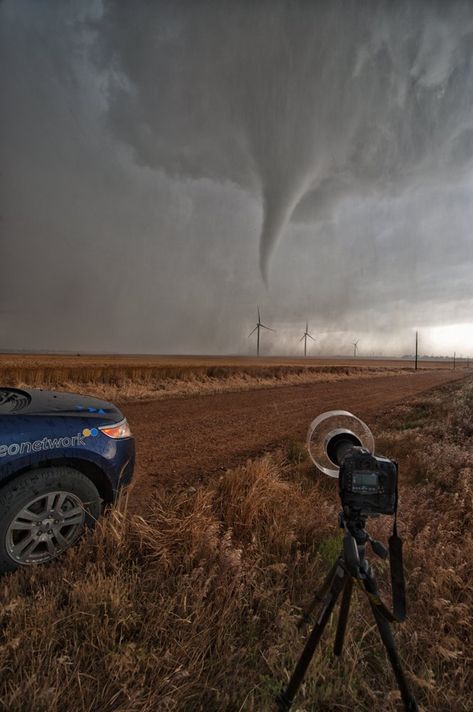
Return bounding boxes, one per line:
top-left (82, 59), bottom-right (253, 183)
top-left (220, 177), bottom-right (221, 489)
top-left (124, 370), bottom-right (467, 504)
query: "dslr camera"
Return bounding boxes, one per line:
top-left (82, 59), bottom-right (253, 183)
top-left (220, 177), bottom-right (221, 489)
top-left (307, 412), bottom-right (398, 517)
top-left (338, 446), bottom-right (397, 517)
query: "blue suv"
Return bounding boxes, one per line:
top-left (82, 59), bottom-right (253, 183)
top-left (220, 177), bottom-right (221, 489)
top-left (0, 387), bottom-right (135, 574)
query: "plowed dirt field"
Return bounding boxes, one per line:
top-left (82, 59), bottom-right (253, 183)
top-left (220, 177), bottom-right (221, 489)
top-left (124, 369), bottom-right (466, 506)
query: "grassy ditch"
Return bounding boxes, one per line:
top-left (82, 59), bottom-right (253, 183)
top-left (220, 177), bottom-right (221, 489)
top-left (0, 379), bottom-right (472, 710)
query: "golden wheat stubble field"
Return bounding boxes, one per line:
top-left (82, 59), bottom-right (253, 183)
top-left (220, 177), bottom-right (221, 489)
top-left (0, 352), bottom-right (458, 403)
top-left (0, 353), bottom-right (455, 375)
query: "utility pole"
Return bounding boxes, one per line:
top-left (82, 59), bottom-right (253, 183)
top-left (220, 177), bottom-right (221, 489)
top-left (415, 331), bottom-right (418, 371)
top-left (453, 352), bottom-right (456, 370)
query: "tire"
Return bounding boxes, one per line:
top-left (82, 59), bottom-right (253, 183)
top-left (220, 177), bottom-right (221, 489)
top-left (0, 466), bottom-right (101, 574)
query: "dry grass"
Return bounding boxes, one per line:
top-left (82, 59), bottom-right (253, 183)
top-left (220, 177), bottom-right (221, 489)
top-left (12, 367), bottom-right (412, 402)
top-left (1, 379), bottom-right (472, 710)
top-left (0, 354), bottom-right (436, 402)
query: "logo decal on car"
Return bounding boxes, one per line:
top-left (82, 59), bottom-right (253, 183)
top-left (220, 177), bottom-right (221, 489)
top-left (76, 405), bottom-right (106, 415)
top-left (0, 432), bottom-right (96, 458)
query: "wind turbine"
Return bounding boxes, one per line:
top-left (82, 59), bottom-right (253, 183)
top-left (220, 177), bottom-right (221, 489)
top-left (299, 321), bottom-right (316, 357)
top-left (353, 340), bottom-right (359, 358)
top-left (248, 306), bottom-right (275, 357)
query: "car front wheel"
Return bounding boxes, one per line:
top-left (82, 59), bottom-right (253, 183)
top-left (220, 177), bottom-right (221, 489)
top-left (0, 466), bottom-right (101, 574)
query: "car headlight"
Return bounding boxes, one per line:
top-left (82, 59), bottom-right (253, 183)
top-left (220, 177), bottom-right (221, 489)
top-left (99, 418), bottom-right (132, 439)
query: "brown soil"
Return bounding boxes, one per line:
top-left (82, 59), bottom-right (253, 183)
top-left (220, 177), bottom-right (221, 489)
top-left (124, 369), bottom-right (466, 507)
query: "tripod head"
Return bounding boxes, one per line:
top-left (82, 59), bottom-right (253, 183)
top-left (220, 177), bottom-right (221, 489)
top-left (338, 510), bottom-right (388, 574)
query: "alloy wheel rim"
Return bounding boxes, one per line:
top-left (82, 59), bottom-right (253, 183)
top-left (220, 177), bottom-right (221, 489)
top-left (6, 491), bottom-right (86, 565)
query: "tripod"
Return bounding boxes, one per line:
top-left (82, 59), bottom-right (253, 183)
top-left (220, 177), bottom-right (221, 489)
top-left (276, 513), bottom-right (418, 711)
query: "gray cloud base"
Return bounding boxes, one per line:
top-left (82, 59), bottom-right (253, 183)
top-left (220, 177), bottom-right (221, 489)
top-left (97, 1), bottom-right (473, 277)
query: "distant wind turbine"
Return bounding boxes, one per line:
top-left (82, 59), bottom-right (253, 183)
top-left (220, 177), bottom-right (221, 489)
top-left (248, 306), bottom-right (275, 357)
top-left (353, 340), bottom-right (359, 358)
top-left (299, 321), bottom-right (316, 357)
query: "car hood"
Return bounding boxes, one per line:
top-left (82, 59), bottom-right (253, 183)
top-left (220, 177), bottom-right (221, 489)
top-left (0, 387), bottom-right (123, 423)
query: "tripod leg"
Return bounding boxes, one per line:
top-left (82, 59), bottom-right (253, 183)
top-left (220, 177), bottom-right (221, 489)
top-left (363, 571), bottom-right (418, 712)
top-left (298, 559), bottom-right (340, 629)
top-left (276, 562), bottom-right (346, 711)
top-left (333, 574), bottom-right (353, 657)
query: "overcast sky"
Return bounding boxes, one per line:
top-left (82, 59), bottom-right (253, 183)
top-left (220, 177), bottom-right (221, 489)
top-left (2, 0), bottom-right (473, 357)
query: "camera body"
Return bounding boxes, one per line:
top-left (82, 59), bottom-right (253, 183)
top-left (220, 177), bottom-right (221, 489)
top-left (339, 447), bottom-right (397, 517)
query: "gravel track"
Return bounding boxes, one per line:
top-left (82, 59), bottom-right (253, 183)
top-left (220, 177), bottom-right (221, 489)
top-left (123, 370), bottom-right (467, 506)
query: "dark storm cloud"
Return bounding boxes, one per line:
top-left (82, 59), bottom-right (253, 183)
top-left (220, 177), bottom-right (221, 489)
top-left (1, 0), bottom-right (473, 355)
top-left (97, 0), bottom-right (473, 278)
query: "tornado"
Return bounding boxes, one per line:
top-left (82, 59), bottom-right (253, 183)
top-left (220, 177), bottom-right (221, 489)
top-left (96, 0), bottom-right (473, 280)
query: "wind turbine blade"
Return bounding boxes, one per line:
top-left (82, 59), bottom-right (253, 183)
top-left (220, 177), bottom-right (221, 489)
top-left (248, 326), bottom-right (258, 337)
top-left (261, 324), bottom-right (275, 332)
top-left (257, 305), bottom-right (261, 322)
top-left (306, 321), bottom-right (308, 332)
top-left (299, 335), bottom-right (305, 342)
top-left (308, 334), bottom-right (316, 341)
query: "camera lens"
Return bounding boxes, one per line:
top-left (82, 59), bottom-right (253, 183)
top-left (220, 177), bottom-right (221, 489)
top-left (306, 411), bottom-right (375, 478)
top-left (326, 432), bottom-right (362, 466)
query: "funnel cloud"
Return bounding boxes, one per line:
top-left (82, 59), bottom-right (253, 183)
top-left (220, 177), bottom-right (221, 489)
top-left (1, 1), bottom-right (473, 354)
top-left (97, 1), bottom-right (473, 277)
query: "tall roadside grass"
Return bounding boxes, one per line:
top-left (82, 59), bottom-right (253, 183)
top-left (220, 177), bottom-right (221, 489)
top-left (2, 362), bottom-right (410, 402)
top-left (1, 379), bottom-right (472, 710)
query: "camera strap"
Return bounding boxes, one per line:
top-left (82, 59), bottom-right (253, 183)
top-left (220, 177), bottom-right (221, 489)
top-left (373, 470), bottom-right (407, 623)
top-left (387, 470), bottom-right (407, 621)
top-left (388, 514), bottom-right (407, 622)
top-left (356, 470), bottom-right (407, 623)
top-left (355, 517), bottom-right (406, 623)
